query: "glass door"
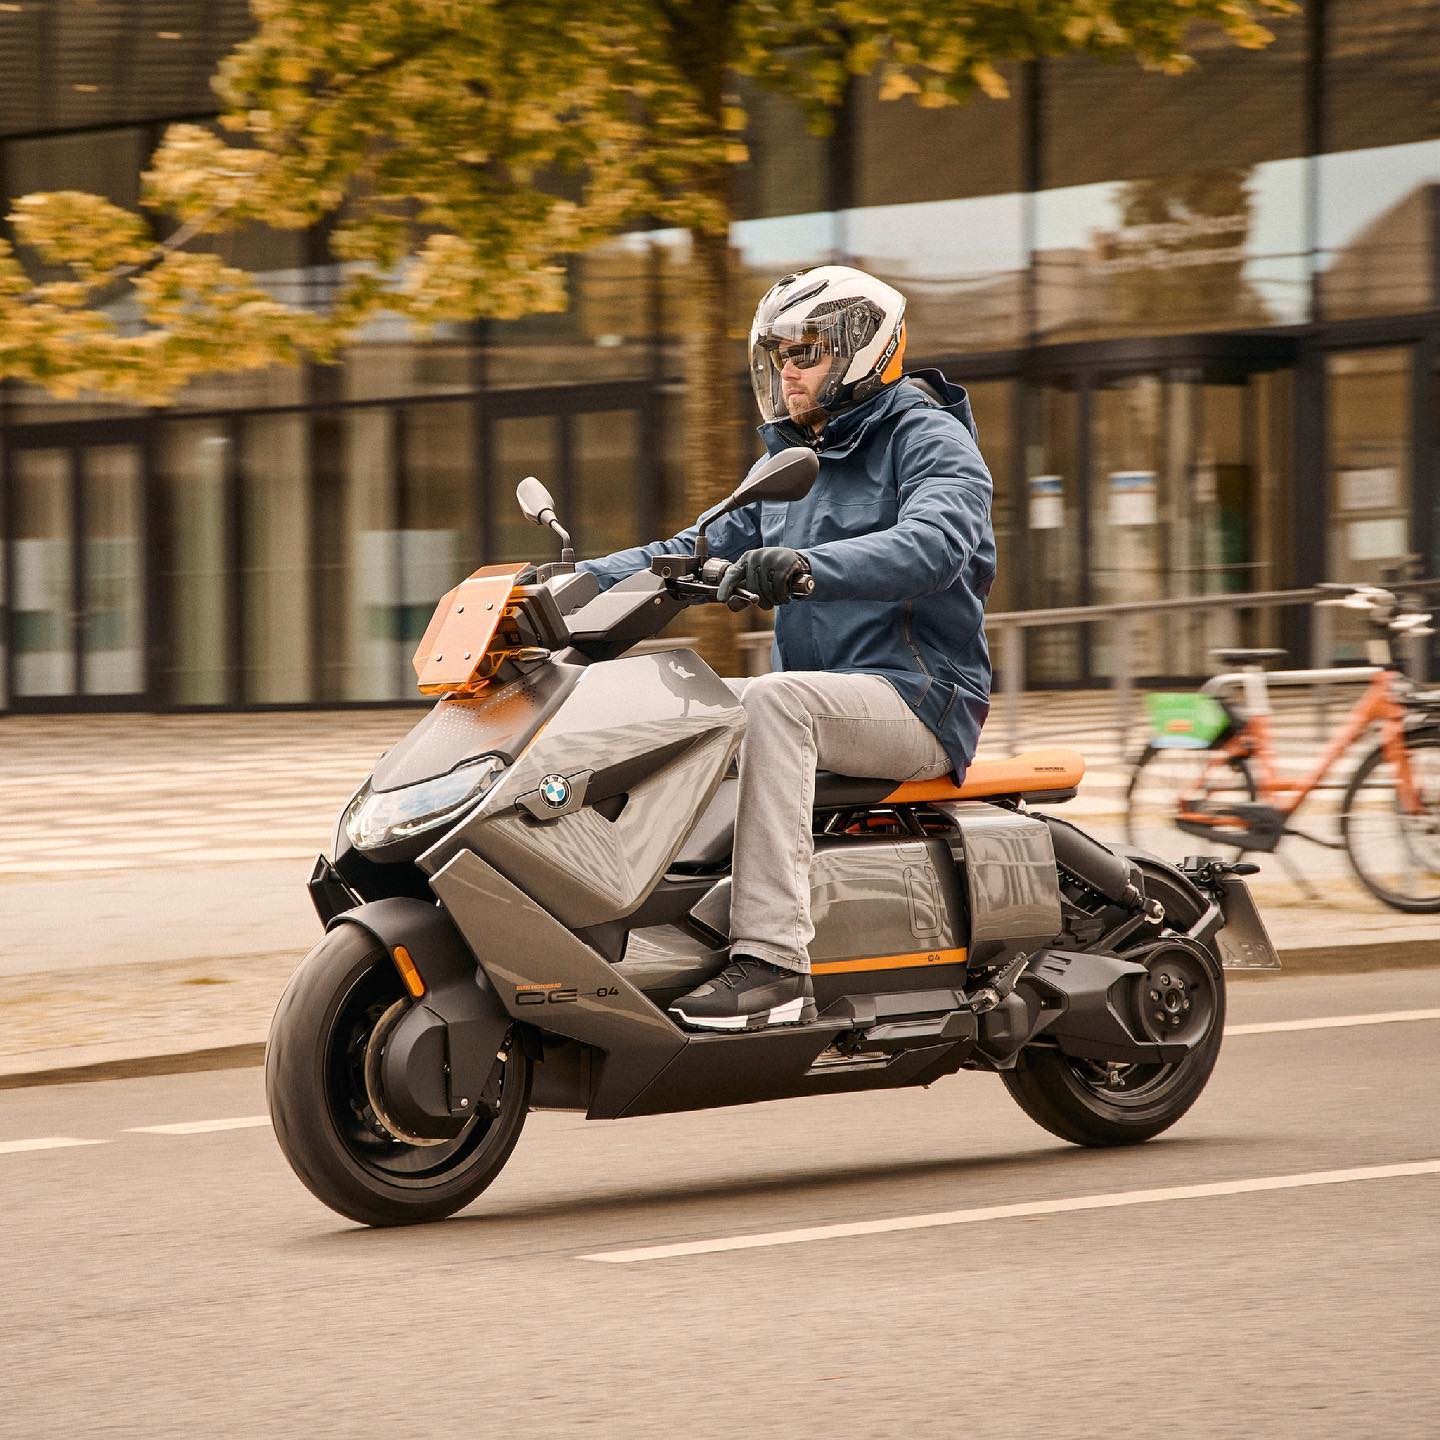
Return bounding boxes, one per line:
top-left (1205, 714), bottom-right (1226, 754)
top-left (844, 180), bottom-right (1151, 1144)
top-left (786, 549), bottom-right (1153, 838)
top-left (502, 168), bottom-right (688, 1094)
top-left (10, 447), bottom-right (75, 699)
top-left (1084, 364), bottom-right (1293, 680)
top-left (1324, 347), bottom-right (1415, 662)
top-left (6, 438), bottom-right (146, 707)
top-left (1021, 379), bottom-right (1085, 684)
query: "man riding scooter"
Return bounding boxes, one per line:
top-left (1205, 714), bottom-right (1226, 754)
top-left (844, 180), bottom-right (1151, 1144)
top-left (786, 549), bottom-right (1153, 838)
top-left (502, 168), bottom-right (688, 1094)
top-left (580, 265), bottom-right (996, 1032)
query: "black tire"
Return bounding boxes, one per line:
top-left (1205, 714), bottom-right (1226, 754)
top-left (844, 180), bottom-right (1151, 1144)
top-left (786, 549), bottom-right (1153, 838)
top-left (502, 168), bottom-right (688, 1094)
top-left (1341, 727), bottom-right (1440, 913)
top-left (266, 925), bottom-right (530, 1226)
top-left (1125, 741), bottom-right (1256, 861)
top-left (1001, 860), bottom-right (1226, 1147)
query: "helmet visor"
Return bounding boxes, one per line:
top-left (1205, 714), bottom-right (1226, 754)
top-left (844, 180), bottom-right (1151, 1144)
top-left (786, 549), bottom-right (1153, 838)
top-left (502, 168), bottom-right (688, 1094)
top-left (749, 297), bottom-right (888, 424)
top-left (749, 315), bottom-right (848, 425)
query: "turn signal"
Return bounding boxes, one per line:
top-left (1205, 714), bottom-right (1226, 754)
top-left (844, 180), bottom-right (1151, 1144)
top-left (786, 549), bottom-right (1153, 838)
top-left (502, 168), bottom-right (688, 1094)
top-left (392, 945), bottom-right (426, 999)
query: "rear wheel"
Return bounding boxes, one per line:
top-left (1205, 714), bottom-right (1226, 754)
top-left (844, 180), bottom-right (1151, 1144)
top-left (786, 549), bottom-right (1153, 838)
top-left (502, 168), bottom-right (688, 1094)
top-left (1126, 742), bottom-right (1255, 862)
top-left (266, 925), bottom-right (530, 1226)
top-left (1001, 861), bottom-right (1225, 1146)
top-left (1342, 727), bottom-right (1440, 912)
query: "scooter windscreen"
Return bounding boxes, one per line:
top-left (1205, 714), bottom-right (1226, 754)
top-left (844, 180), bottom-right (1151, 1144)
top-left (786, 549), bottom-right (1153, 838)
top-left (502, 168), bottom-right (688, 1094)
top-left (349, 662), bottom-right (583, 857)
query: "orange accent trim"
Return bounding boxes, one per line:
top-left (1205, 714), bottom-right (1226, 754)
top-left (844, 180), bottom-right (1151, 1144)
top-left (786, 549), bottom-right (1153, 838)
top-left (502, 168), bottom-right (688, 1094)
top-left (885, 748), bottom-right (1086, 805)
top-left (880, 320), bottom-right (907, 384)
top-left (392, 945), bottom-right (426, 999)
top-left (1176, 811), bottom-right (1247, 829)
top-left (813, 948), bottom-right (967, 975)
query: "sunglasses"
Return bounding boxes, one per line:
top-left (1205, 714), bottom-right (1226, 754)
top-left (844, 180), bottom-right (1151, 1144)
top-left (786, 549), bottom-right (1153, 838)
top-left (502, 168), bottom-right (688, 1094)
top-left (772, 338), bottom-right (831, 369)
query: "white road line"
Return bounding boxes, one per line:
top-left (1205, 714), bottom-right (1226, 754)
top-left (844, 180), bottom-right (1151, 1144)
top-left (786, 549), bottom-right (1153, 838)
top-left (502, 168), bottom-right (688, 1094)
top-left (581, 1160), bottom-right (1440, 1264)
top-left (127, 1116), bottom-right (272, 1136)
top-left (0, 1137), bottom-right (107, 1155)
top-left (1227, 1008), bottom-right (1440, 1036)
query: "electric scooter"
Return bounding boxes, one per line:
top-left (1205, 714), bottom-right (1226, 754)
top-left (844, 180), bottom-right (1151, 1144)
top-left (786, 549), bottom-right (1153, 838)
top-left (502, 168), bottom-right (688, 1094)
top-left (266, 447), bottom-right (1277, 1226)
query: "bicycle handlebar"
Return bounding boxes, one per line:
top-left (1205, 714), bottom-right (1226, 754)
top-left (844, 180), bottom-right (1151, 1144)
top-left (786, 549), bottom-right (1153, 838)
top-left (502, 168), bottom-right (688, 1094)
top-left (1315, 582), bottom-right (1433, 637)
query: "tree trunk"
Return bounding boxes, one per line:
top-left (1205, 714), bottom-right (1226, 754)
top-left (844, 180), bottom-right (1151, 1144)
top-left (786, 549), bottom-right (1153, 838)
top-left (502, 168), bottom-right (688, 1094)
top-left (669, 0), bottom-right (745, 676)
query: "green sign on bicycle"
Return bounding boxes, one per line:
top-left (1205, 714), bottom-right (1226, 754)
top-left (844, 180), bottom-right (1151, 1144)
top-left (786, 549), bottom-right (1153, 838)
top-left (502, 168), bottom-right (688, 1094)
top-left (1145, 692), bottom-right (1231, 748)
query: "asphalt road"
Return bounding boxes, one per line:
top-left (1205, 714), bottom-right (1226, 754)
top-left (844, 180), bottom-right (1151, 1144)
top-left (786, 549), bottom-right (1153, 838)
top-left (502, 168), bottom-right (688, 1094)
top-left (4, 968), bottom-right (1438, 1440)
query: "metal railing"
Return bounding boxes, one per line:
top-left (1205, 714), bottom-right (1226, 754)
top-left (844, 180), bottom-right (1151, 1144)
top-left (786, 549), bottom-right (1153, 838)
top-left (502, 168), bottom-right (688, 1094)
top-left (737, 579), bottom-right (1440, 756)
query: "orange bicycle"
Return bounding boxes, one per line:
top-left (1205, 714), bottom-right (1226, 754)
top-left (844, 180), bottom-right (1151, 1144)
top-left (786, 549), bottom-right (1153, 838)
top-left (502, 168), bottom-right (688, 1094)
top-left (1126, 583), bottom-right (1440, 911)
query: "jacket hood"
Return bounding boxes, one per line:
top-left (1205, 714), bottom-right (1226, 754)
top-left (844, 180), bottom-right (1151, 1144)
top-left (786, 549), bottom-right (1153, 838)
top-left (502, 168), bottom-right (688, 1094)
top-left (759, 367), bottom-right (977, 458)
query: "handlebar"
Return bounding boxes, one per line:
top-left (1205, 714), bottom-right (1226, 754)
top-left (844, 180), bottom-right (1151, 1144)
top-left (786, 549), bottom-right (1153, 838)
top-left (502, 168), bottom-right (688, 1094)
top-left (1315, 581), bottom-right (1433, 638)
top-left (727, 572), bottom-right (815, 610)
top-left (683, 557), bottom-right (815, 610)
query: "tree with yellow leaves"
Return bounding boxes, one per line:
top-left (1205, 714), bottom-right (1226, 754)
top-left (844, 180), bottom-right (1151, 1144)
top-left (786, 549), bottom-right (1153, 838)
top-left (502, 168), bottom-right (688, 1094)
top-left (1, 0), bottom-right (1294, 524)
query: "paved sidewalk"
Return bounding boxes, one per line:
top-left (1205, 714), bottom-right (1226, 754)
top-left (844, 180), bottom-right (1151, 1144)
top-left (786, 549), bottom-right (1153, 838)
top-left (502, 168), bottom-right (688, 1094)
top-left (0, 688), bottom-right (1346, 876)
top-left (3, 696), bottom-right (1436, 1085)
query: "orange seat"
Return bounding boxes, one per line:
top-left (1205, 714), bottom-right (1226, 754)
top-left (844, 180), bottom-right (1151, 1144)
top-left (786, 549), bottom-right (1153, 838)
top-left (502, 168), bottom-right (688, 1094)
top-left (885, 748), bottom-right (1086, 804)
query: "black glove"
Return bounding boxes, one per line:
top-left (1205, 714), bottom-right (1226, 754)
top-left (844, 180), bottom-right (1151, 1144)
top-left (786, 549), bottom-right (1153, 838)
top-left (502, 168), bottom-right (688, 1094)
top-left (716, 547), bottom-right (811, 608)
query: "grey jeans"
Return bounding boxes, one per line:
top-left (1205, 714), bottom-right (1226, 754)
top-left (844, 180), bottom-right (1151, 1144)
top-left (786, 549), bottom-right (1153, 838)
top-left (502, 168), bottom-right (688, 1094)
top-left (727, 671), bottom-right (951, 974)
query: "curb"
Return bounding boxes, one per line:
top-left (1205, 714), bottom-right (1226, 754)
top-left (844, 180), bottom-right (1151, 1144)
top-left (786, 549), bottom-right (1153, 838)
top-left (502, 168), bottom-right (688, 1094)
top-left (4, 940), bottom-right (1437, 1091)
top-left (0, 1042), bottom-right (265, 1092)
top-left (1232, 939), bottom-right (1440, 978)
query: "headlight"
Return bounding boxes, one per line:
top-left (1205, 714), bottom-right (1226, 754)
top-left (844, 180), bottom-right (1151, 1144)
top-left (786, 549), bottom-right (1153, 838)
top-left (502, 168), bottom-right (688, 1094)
top-left (345, 755), bottom-right (506, 851)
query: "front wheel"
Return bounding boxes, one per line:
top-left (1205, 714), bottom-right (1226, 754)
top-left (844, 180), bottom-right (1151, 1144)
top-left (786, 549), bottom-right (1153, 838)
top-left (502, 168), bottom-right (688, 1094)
top-left (1001, 860), bottom-right (1225, 1147)
top-left (266, 925), bottom-right (530, 1226)
top-left (1341, 726), bottom-right (1440, 913)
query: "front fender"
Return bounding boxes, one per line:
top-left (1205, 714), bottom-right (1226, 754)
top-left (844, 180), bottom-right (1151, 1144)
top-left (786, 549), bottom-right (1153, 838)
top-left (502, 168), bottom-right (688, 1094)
top-left (329, 899), bottom-right (511, 1139)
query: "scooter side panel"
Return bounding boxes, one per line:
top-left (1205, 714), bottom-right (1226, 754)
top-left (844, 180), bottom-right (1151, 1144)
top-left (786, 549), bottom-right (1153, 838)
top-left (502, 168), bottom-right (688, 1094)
top-left (428, 650), bottom-right (745, 928)
top-left (940, 803), bottom-right (1064, 951)
top-left (808, 839), bottom-right (965, 964)
top-left (429, 847), bottom-right (687, 1118)
top-left (473, 728), bottom-right (736, 929)
top-left (690, 837), bottom-right (969, 1003)
top-left (431, 847), bottom-right (975, 1120)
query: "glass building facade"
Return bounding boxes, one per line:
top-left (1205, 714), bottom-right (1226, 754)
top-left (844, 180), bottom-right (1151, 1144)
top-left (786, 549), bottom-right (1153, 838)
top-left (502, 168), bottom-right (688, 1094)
top-left (1, 0), bottom-right (1437, 709)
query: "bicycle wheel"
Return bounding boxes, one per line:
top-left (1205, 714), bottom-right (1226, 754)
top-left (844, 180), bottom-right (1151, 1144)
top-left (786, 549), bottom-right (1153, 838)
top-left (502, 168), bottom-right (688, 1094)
top-left (1341, 726), bottom-right (1440, 912)
top-left (1125, 742), bottom-right (1256, 864)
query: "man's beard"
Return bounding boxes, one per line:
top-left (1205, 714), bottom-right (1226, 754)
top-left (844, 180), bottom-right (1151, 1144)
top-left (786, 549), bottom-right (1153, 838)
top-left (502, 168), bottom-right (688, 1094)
top-left (784, 393), bottom-right (827, 430)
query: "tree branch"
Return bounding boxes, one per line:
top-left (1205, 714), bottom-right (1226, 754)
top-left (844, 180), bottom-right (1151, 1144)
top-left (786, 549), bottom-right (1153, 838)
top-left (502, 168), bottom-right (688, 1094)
top-left (52, 27), bottom-right (461, 307)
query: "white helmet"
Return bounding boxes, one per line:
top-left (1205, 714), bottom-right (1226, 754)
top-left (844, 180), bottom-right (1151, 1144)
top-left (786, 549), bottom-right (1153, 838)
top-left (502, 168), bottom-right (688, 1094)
top-left (749, 265), bottom-right (907, 425)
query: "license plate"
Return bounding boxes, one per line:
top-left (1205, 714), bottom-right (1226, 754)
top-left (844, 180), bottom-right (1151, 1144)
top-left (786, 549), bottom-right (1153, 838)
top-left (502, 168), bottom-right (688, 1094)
top-left (1214, 876), bottom-right (1282, 970)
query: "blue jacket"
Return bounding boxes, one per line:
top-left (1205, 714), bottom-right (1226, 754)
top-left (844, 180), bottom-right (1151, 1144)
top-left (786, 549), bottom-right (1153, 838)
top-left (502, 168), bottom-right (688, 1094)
top-left (578, 369), bottom-right (994, 777)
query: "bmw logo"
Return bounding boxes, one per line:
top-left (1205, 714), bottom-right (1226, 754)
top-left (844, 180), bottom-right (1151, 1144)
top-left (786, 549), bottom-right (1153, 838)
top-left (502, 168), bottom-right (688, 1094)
top-left (539, 775), bottom-right (571, 809)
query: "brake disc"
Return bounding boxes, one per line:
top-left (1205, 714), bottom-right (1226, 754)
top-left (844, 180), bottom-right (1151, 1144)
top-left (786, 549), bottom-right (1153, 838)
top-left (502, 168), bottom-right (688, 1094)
top-left (361, 999), bottom-right (450, 1147)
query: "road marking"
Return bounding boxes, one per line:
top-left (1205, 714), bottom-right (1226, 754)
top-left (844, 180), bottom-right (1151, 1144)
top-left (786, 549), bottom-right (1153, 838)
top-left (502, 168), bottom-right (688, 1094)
top-left (1227, 1008), bottom-right (1440, 1036)
top-left (581, 1160), bottom-right (1440, 1264)
top-left (0, 1137), bottom-right (107, 1155)
top-left (127, 1116), bottom-right (272, 1135)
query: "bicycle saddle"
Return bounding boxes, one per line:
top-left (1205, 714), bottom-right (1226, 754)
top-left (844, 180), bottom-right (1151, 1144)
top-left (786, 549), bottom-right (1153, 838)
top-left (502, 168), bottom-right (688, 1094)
top-left (1210, 647), bottom-right (1288, 665)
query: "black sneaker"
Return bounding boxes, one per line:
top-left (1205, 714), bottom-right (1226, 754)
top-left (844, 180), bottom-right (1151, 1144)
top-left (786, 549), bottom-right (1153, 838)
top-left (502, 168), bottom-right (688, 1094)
top-left (669, 956), bottom-right (817, 1032)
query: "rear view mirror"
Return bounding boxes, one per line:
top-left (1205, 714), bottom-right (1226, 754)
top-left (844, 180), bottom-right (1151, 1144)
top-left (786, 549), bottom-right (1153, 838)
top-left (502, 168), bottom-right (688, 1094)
top-left (731, 447), bottom-right (819, 506)
top-left (515, 476), bottom-right (573, 565)
top-left (516, 476), bottom-right (558, 527)
top-left (694, 447), bottom-right (819, 562)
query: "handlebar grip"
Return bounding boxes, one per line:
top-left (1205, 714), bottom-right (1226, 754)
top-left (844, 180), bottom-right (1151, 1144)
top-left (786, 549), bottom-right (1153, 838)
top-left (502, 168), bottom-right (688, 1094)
top-left (790, 572), bottom-right (815, 598)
